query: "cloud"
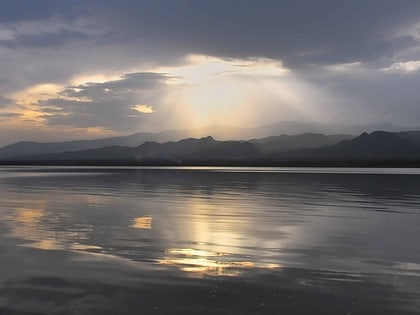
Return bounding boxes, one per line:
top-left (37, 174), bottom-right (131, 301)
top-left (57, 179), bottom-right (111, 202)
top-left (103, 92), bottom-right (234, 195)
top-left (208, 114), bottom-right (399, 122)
top-left (82, 0), bottom-right (420, 68)
top-left (38, 72), bottom-right (172, 131)
top-left (0, 96), bottom-right (13, 108)
top-left (1, 1), bottom-right (420, 80)
top-left (29, 56), bottom-right (334, 133)
top-left (1, 28), bottom-right (90, 49)
top-left (132, 104), bottom-right (153, 114)
top-left (0, 0), bottom-right (77, 23)
top-left (0, 112), bottom-right (19, 123)
top-left (298, 62), bottom-right (420, 126)
top-left (384, 60), bottom-right (420, 73)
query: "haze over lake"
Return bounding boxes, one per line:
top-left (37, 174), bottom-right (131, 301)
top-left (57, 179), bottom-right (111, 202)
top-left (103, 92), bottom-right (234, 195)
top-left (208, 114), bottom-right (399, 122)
top-left (0, 166), bottom-right (419, 314)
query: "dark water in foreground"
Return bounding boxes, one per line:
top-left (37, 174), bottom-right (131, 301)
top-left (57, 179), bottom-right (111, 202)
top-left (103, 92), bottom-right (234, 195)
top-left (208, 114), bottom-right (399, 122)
top-left (0, 166), bottom-right (419, 314)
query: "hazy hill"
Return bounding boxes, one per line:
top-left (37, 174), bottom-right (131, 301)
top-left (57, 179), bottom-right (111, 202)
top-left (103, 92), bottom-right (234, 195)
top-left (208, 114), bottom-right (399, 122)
top-left (3, 120), bottom-right (419, 159)
top-left (245, 121), bottom-right (419, 139)
top-left (11, 137), bottom-right (258, 162)
top-left (3, 130), bottom-right (420, 165)
top-left (0, 125), bottom-right (354, 160)
top-left (281, 131), bottom-right (420, 161)
top-left (0, 130), bottom-right (193, 160)
top-left (250, 133), bottom-right (353, 154)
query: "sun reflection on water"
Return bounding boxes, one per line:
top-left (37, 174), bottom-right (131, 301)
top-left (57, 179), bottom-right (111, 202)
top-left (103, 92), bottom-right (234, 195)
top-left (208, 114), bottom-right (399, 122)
top-left (158, 248), bottom-right (280, 277)
top-left (132, 216), bottom-right (153, 229)
top-left (2, 180), bottom-right (287, 277)
top-left (21, 239), bottom-right (102, 251)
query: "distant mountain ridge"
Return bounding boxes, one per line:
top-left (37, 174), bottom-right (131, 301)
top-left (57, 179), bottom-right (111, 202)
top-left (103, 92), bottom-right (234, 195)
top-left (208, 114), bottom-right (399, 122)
top-left (287, 131), bottom-right (420, 161)
top-left (2, 120), bottom-right (419, 160)
top-left (0, 128), bottom-right (354, 160)
top-left (8, 136), bottom-right (258, 162)
top-left (3, 131), bottom-right (420, 166)
top-left (250, 133), bottom-right (352, 154)
top-left (0, 130), bottom-right (190, 160)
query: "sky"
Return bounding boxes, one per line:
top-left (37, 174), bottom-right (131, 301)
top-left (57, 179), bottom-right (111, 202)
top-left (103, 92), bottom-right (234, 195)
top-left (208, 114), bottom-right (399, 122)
top-left (1, 0), bottom-right (420, 145)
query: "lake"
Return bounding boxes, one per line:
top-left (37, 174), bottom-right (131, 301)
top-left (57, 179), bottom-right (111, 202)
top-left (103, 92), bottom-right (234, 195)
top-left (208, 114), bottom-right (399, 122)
top-left (0, 166), bottom-right (419, 314)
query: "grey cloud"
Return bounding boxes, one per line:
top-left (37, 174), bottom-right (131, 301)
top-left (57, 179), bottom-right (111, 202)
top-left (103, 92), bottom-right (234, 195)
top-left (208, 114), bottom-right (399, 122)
top-left (0, 97), bottom-right (19, 122)
top-left (0, 0), bottom-right (85, 23)
top-left (3, 1), bottom-right (420, 68)
top-left (7, 0), bottom-right (420, 97)
top-left (84, 0), bottom-right (420, 68)
top-left (41, 99), bottom-right (149, 131)
top-left (0, 96), bottom-right (13, 108)
top-left (40, 72), bottom-right (171, 131)
top-left (0, 112), bottom-right (18, 117)
top-left (58, 72), bottom-right (171, 105)
top-left (0, 112), bottom-right (19, 123)
top-left (69, 72), bottom-right (170, 94)
top-left (0, 12), bottom-right (184, 97)
top-left (0, 29), bottom-right (90, 49)
top-left (299, 65), bottom-right (420, 126)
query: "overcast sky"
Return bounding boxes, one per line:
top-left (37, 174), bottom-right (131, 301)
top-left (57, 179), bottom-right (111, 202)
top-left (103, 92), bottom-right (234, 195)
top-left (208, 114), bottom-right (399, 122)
top-left (1, 0), bottom-right (420, 145)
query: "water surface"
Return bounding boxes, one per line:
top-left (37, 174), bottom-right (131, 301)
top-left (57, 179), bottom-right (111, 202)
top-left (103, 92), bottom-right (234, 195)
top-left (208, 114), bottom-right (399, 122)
top-left (0, 166), bottom-right (419, 314)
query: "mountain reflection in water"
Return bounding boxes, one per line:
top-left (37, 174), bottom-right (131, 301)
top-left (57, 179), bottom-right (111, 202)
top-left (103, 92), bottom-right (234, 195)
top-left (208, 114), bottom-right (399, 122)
top-left (0, 166), bottom-right (419, 314)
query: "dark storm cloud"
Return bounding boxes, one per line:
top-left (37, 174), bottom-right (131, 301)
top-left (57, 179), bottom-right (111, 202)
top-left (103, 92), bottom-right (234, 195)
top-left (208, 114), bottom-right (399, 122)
top-left (0, 0), bottom-right (84, 23)
top-left (83, 0), bottom-right (420, 67)
top-left (1, 0), bottom-right (419, 83)
top-left (39, 72), bottom-right (171, 131)
top-left (0, 29), bottom-right (90, 49)
top-left (3, 1), bottom-right (420, 68)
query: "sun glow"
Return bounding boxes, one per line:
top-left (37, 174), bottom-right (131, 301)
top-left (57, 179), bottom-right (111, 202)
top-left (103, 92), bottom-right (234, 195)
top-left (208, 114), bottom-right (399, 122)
top-left (1, 53), bottom-right (325, 142)
top-left (158, 54), bottom-right (289, 85)
top-left (153, 54), bottom-right (298, 128)
top-left (6, 83), bottom-right (64, 123)
top-left (10, 83), bottom-right (63, 104)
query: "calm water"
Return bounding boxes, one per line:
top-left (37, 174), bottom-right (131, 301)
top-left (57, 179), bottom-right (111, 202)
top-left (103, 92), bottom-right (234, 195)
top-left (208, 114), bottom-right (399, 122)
top-left (0, 166), bottom-right (419, 314)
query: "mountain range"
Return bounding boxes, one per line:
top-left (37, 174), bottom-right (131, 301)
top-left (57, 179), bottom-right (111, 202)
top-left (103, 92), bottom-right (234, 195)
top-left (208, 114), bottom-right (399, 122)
top-left (2, 130), bottom-right (420, 166)
top-left (2, 120), bottom-right (419, 160)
